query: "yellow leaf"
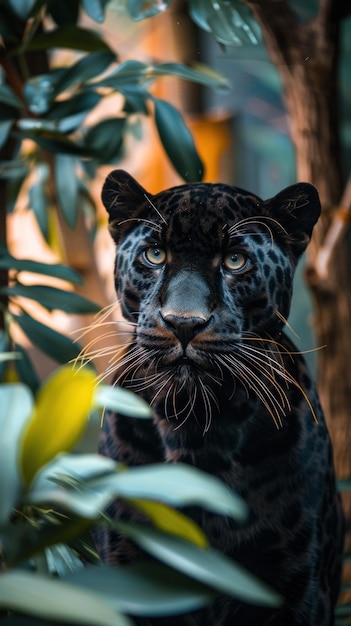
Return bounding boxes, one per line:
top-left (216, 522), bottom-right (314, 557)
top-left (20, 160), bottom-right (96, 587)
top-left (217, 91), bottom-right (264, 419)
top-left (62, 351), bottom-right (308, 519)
top-left (20, 366), bottom-right (96, 486)
top-left (131, 498), bottom-right (209, 549)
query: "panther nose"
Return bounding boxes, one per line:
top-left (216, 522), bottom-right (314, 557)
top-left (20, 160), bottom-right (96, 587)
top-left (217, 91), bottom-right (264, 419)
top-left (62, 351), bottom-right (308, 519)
top-left (161, 313), bottom-right (209, 350)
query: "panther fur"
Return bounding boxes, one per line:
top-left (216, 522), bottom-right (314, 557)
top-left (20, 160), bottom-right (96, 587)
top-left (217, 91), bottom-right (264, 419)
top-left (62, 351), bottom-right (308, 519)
top-left (94, 169), bottom-right (343, 625)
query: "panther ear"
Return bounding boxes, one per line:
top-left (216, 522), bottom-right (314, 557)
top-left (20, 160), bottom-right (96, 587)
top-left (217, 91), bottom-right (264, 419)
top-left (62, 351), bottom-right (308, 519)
top-left (264, 182), bottom-right (321, 257)
top-left (101, 169), bottom-right (149, 242)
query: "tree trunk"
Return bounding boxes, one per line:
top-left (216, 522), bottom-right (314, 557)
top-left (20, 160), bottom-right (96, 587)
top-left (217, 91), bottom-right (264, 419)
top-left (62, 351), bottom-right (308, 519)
top-left (245, 0), bottom-right (351, 549)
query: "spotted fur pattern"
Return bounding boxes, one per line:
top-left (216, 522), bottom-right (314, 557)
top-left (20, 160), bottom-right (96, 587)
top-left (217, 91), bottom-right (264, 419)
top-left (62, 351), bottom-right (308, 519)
top-left (94, 170), bottom-right (343, 625)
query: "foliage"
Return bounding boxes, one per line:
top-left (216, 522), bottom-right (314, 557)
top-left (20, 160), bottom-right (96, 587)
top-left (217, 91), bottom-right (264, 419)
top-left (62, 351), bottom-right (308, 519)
top-left (0, 0), bottom-right (229, 380)
top-left (123, 0), bottom-right (261, 45)
top-left (0, 365), bottom-right (280, 624)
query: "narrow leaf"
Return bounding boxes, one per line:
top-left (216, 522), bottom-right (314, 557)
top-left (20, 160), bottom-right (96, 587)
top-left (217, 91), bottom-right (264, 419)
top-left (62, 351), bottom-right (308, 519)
top-left (12, 312), bottom-right (83, 363)
top-left (0, 120), bottom-right (13, 150)
top-left (29, 163), bottom-right (49, 238)
top-left (14, 343), bottom-right (40, 394)
top-left (153, 97), bottom-right (203, 182)
top-left (0, 85), bottom-right (21, 108)
top-left (52, 50), bottom-right (116, 96)
top-left (24, 26), bottom-right (112, 52)
top-left (84, 118), bottom-right (126, 163)
top-left (0, 246), bottom-right (83, 284)
top-left (3, 283), bottom-right (100, 313)
top-left (149, 62), bottom-right (230, 90)
top-left (55, 154), bottom-right (79, 229)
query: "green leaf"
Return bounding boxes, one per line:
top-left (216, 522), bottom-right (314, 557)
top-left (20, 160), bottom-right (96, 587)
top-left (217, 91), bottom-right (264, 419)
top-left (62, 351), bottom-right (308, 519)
top-left (120, 86), bottom-right (149, 114)
top-left (24, 25), bottom-right (113, 52)
top-left (95, 385), bottom-right (152, 417)
top-left (0, 330), bottom-right (10, 381)
top-left (147, 62), bottom-right (230, 91)
top-left (188, 0), bottom-right (261, 46)
top-left (23, 70), bottom-right (67, 115)
top-left (131, 499), bottom-right (209, 548)
top-left (0, 570), bottom-right (132, 626)
top-left (84, 118), bottom-right (126, 163)
top-left (91, 463), bottom-right (247, 520)
top-left (153, 97), bottom-right (203, 182)
top-left (13, 344), bottom-right (40, 394)
top-left (29, 163), bottom-right (49, 238)
top-left (0, 246), bottom-right (83, 284)
top-left (52, 50), bottom-right (116, 96)
top-left (16, 129), bottom-right (92, 157)
top-left (13, 313), bottom-right (83, 363)
top-left (82, 0), bottom-right (109, 23)
top-left (116, 522), bottom-right (281, 607)
top-left (68, 562), bottom-right (215, 616)
top-left (0, 383), bottom-right (34, 524)
top-left (6, 0), bottom-right (37, 19)
top-left (47, 92), bottom-right (101, 121)
top-left (0, 120), bottom-right (13, 150)
top-left (55, 154), bottom-right (79, 229)
top-left (2, 283), bottom-right (100, 313)
top-left (47, 0), bottom-right (80, 25)
top-left (93, 60), bottom-right (148, 89)
top-left (127, 0), bottom-right (173, 20)
top-left (0, 85), bottom-right (21, 109)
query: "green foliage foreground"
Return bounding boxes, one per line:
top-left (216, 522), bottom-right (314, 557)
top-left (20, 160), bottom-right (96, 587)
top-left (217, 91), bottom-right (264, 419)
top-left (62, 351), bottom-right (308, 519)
top-left (0, 365), bottom-right (280, 624)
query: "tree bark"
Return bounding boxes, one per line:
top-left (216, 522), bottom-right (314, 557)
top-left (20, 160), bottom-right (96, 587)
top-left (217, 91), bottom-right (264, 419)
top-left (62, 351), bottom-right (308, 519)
top-left (245, 0), bottom-right (351, 547)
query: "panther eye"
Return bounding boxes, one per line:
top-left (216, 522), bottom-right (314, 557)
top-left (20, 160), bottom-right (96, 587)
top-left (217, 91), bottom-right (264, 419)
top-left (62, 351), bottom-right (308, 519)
top-left (223, 251), bottom-right (248, 272)
top-left (143, 245), bottom-right (167, 266)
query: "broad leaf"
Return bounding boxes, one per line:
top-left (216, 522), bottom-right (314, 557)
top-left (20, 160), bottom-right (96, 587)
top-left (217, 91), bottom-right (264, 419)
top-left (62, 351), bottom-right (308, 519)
top-left (95, 384), bottom-right (152, 417)
top-left (0, 570), bottom-right (132, 626)
top-left (12, 312), bottom-right (83, 363)
top-left (116, 522), bottom-right (281, 607)
top-left (68, 562), bottom-right (215, 616)
top-left (0, 384), bottom-right (33, 523)
top-left (19, 366), bottom-right (96, 485)
top-left (153, 97), bottom-right (203, 182)
top-left (90, 463), bottom-right (247, 520)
